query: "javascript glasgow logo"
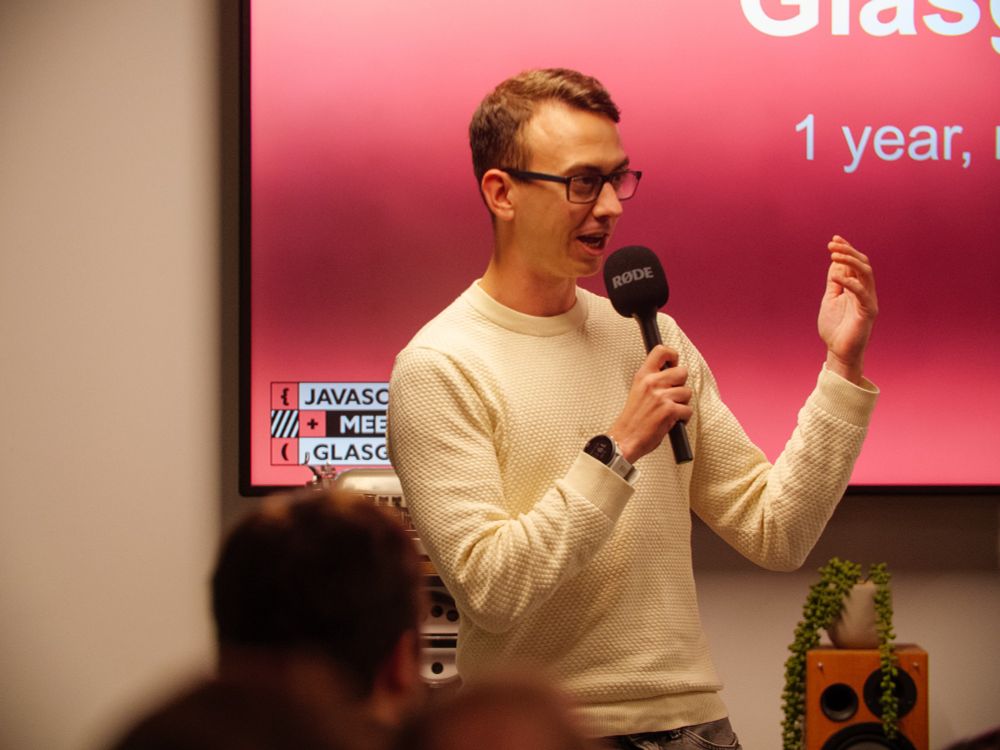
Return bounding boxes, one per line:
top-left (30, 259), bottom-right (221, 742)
top-left (270, 382), bottom-right (390, 467)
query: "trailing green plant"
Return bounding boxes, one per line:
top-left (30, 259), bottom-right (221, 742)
top-left (869, 562), bottom-right (899, 738)
top-left (780, 558), bottom-right (898, 750)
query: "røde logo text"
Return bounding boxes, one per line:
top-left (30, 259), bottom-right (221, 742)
top-left (611, 267), bottom-right (654, 289)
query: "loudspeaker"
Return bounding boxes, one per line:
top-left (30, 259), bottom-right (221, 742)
top-left (806, 645), bottom-right (928, 750)
top-left (420, 581), bottom-right (460, 688)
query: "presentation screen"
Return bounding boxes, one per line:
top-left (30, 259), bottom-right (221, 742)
top-left (241, 0), bottom-right (1000, 494)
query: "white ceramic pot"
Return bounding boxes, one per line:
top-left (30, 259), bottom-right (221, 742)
top-left (827, 580), bottom-right (881, 649)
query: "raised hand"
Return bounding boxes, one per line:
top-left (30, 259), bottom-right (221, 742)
top-left (818, 235), bottom-right (878, 384)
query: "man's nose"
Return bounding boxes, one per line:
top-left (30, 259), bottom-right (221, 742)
top-left (592, 181), bottom-right (623, 219)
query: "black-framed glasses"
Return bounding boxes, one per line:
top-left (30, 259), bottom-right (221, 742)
top-left (500, 168), bottom-right (642, 204)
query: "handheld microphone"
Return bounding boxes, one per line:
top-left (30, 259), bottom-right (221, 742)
top-left (603, 245), bottom-right (693, 464)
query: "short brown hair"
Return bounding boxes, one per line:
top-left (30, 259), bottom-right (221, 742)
top-left (211, 488), bottom-right (422, 698)
top-left (469, 68), bottom-right (620, 185)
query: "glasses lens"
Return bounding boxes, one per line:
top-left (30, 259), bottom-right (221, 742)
top-left (567, 174), bottom-right (602, 203)
top-left (612, 171), bottom-right (640, 200)
top-left (567, 171), bottom-right (640, 203)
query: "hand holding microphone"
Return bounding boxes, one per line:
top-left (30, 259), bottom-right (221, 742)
top-left (604, 246), bottom-right (694, 464)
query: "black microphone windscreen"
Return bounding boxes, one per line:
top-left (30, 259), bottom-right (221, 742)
top-left (603, 245), bottom-right (669, 318)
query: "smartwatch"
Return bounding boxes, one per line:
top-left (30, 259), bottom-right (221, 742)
top-left (583, 434), bottom-right (636, 482)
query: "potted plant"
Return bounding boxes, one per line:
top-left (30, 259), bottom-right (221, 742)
top-left (780, 557), bottom-right (898, 750)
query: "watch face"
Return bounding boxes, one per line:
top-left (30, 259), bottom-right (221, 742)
top-left (584, 435), bottom-right (615, 464)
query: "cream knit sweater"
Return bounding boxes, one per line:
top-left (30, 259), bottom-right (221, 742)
top-left (387, 282), bottom-right (877, 736)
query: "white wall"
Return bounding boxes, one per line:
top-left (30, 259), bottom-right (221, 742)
top-left (0, 2), bottom-right (222, 749)
top-left (1, 3), bottom-right (996, 750)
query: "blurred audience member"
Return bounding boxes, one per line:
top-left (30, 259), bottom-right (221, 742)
top-left (110, 487), bottom-right (426, 748)
top-left (210, 486), bottom-right (427, 738)
top-left (395, 672), bottom-right (597, 750)
top-left (107, 675), bottom-right (364, 750)
top-left (944, 727), bottom-right (1000, 750)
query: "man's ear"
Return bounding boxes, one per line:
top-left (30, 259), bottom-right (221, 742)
top-left (379, 628), bottom-right (421, 695)
top-left (365, 628), bottom-right (425, 725)
top-left (480, 169), bottom-right (516, 222)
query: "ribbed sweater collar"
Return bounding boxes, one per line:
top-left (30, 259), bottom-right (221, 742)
top-left (462, 280), bottom-right (589, 337)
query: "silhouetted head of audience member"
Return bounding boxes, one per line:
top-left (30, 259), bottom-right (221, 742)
top-left (395, 672), bottom-right (597, 750)
top-left (107, 676), bottom-right (364, 750)
top-left (943, 726), bottom-right (1000, 750)
top-left (211, 486), bottom-right (426, 728)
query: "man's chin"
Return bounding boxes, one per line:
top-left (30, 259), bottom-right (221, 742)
top-left (574, 253), bottom-right (606, 279)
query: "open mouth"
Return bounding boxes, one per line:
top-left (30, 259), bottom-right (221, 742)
top-left (577, 233), bottom-right (608, 250)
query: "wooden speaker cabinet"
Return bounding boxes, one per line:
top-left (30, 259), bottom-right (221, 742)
top-left (805, 645), bottom-right (928, 750)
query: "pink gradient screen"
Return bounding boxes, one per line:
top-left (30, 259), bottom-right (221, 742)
top-left (245, 0), bottom-right (1000, 492)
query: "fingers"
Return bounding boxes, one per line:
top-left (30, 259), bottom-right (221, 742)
top-left (826, 235), bottom-right (878, 312)
top-left (828, 236), bottom-right (874, 281)
top-left (611, 346), bottom-right (692, 462)
top-left (828, 236), bottom-right (871, 272)
top-left (640, 344), bottom-right (679, 373)
top-left (635, 346), bottom-right (688, 389)
top-left (829, 235), bottom-right (864, 257)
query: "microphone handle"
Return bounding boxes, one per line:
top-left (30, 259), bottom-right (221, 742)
top-left (635, 313), bottom-right (694, 464)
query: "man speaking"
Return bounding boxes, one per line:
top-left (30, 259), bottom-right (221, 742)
top-left (387, 68), bottom-right (878, 748)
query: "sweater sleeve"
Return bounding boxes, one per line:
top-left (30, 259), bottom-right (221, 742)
top-left (687, 357), bottom-right (879, 572)
top-left (387, 346), bottom-right (633, 633)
